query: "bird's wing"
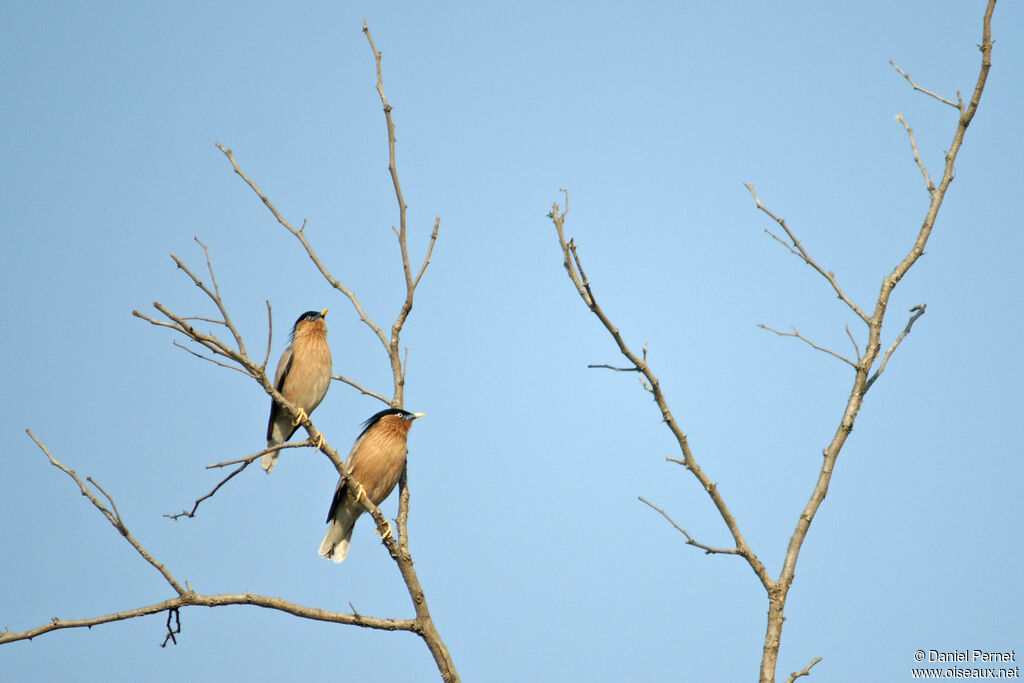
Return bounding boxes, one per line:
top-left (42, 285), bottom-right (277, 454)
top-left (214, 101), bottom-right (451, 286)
top-left (266, 346), bottom-right (295, 441)
top-left (325, 475), bottom-right (350, 523)
top-left (324, 433), bottom-right (368, 521)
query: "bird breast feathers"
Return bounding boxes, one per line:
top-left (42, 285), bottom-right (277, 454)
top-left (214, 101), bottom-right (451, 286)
top-left (347, 425), bottom-right (411, 503)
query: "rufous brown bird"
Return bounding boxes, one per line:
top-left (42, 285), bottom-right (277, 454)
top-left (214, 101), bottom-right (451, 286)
top-left (319, 408), bottom-right (425, 562)
top-left (263, 309), bottom-right (332, 473)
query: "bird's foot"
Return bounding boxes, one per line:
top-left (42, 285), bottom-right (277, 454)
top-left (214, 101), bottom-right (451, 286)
top-left (354, 484), bottom-right (368, 504)
top-left (291, 407), bottom-right (310, 427)
top-left (376, 520), bottom-right (393, 540)
top-left (311, 430), bottom-right (325, 450)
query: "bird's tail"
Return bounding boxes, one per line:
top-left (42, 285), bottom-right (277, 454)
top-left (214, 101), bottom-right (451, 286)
top-left (261, 439), bottom-right (280, 473)
top-left (319, 508), bottom-right (359, 563)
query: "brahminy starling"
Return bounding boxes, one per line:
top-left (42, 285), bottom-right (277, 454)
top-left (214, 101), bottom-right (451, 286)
top-left (319, 408), bottom-right (424, 562)
top-left (262, 309), bottom-right (332, 473)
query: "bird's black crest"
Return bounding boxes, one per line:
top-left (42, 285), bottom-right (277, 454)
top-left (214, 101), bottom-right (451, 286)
top-left (290, 310), bottom-right (325, 338)
top-left (357, 408), bottom-right (415, 439)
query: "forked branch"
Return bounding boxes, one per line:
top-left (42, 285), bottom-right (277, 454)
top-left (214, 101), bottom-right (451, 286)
top-left (552, 7), bottom-right (996, 683)
top-left (548, 193), bottom-right (772, 593)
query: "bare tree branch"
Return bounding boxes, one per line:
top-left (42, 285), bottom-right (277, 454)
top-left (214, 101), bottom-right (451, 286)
top-left (214, 142), bottom-right (390, 353)
top-left (548, 193), bottom-right (773, 595)
top-left (25, 430), bottom-right (187, 596)
top-left (362, 21), bottom-right (441, 410)
top-left (166, 443), bottom-right (312, 520)
top-left (551, 7), bottom-right (996, 682)
top-left (0, 591), bottom-right (416, 647)
top-left (15, 433), bottom-right (421, 642)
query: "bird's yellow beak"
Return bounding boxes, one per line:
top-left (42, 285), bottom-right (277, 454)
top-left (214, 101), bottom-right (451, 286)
top-left (412, 412), bottom-right (425, 418)
top-left (320, 309), bottom-right (329, 317)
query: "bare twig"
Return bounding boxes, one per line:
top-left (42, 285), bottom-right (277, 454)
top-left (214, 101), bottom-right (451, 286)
top-left (548, 194), bottom-right (773, 593)
top-left (865, 304), bottom-right (926, 391)
top-left (758, 324), bottom-right (858, 368)
top-left (86, 476), bottom-right (124, 528)
top-left (638, 497), bottom-right (742, 556)
top-left (786, 656), bottom-right (824, 683)
top-left (553, 9), bottom-right (996, 681)
top-left (890, 60), bottom-right (961, 110)
top-left (745, 184), bottom-right (870, 325)
top-left (214, 142), bottom-right (390, 353)
top-left (0, 591), bottom-right (416, 647)
top-left (845, 326), bottom-right (861, 363)
top-left (205, 442), bottom-right (306, 470)
top-left (166, 462), bottom-right (249, 520)
top-left (8, 432), bottom-right (417, 647)
top-left (896, 112), bottom-right (936, 194)
top-left (25, 430), bottom-right (187, 596)
top-left (333, 374), bottom-right (391, 404)
top-left (363, 21), bottom-right (441, 409)
top-left (171, 340), bottom-right (251, 376)
top-left (361, 23), bottom-right (456, 681)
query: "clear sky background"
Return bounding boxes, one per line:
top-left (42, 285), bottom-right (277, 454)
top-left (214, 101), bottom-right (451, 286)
top-left (2, 2), bottom-right (1021, 681)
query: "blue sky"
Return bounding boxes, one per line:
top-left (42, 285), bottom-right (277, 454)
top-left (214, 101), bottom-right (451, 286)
top-left (2, 2), bottom-right (1021, 681)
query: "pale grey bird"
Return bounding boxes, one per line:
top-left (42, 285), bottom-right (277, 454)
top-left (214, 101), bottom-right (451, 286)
top-left (263, 309), bottom-right (332, 473)
top-left (319, 408), bottom-right (424, 562)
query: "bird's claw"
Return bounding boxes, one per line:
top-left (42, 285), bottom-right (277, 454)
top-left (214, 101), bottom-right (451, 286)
top-left (376, 521), bottom-right (393, 540)
top-left (354, 484), bottom-right (368, 504)
top-left (291, 407), bottom-right (310, 427)
top-left (311, 431), bottom-right (325, 450)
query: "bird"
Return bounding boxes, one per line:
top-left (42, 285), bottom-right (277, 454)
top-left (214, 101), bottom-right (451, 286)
top-left (262, 309), bottom-right (332, 473)
top-left (319, 408), bottom-right (425, 563)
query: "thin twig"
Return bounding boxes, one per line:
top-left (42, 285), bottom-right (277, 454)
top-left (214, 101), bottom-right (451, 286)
top-left (166, 462), bottom-right (248, 520)
top-left (896, 112), bottom-right (936, 195)
top-left (745, 184), bottom-right (870, 325)
top-left (86, 477), bottom-right (124, 528)
top-left (25, 430), bottom-right (187, 596)
top-left (548, 194), bottom-right (772, 591)
top-left (845, 325), bottom-right (862, 363)
top-left (214, 142), bottom-right (389, 352)
top-left (205, 442), bottom-right (305, 470)
top-left (638, 497), bottom-right (742, 556)
top-left (333, 374), bottom-right (390, 405)
top-left (171, 340), bottom-right (251, 376)
top-left (412, 218), bottom-right (441, 290)
top-left (758, 324), bottom-right (858, 368)
top-left (786, 656), bottom-right (824, 683)
top-left (180, 316), bottom-right (227, 326)
top-left (865, 304), bottom-right (927, 391)
top-left (889, 60), bottom-right (961, 110)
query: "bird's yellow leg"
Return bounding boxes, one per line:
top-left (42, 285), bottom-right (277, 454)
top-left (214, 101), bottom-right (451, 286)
top-left (291, 407), bottom-right (309, 427)
top-left (310, 430), bottom-right (325, 450)
top-left (376, 520), bottom-right (393, 540)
